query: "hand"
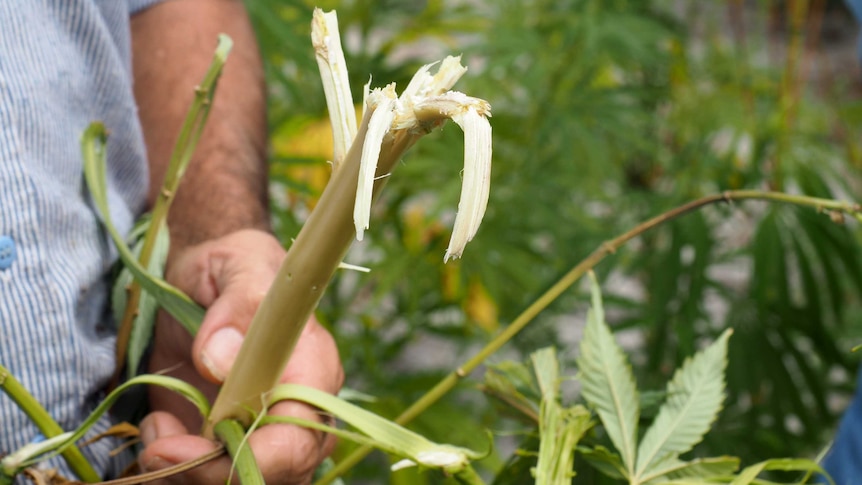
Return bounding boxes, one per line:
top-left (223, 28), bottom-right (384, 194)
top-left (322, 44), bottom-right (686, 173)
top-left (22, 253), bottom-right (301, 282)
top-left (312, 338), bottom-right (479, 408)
top-left (137, 229), bottom-right (344, 484)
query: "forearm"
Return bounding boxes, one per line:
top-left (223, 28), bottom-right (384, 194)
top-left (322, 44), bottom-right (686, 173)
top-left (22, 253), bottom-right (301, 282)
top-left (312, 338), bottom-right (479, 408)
top-left (131, 0), bottom-right (269, 250)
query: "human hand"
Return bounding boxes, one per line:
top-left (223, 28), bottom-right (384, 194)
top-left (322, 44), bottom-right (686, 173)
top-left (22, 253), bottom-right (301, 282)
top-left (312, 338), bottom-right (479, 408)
top-left (137, 229), bottom-right (344, 484)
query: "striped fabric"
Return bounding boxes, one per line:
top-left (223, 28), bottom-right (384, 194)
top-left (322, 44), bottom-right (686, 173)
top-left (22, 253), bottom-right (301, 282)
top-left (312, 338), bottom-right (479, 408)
top-left (0, 0), bottom-right (165, 480)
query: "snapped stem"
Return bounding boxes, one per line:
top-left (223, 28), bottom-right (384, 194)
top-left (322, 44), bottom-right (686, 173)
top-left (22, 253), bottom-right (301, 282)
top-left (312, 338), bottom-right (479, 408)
top-left (205, 106), bottom-right (418, 436)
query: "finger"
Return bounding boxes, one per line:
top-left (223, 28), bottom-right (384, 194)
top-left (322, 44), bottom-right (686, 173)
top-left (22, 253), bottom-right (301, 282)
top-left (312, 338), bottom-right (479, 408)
top-left (140, 411), bottom-right (190, 446)
top-left (139, 412), bottom-right (232, 485)
top-left (249, 400), bottom-right (335, 485)
top-left (281, 319), bottom-right (344, 394)
top-left (177, 232), bottom-right (285, 383)
top-left (243, 320), bottom-right (341, 482)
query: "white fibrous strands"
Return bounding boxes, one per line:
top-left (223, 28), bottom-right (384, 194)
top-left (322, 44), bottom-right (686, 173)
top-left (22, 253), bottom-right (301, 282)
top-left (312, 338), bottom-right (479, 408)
top-left (312, 9), bottom-right (492, 262)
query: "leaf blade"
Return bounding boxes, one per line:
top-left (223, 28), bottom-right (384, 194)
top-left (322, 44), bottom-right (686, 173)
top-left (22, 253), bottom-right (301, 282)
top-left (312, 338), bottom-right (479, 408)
top-left (577, 272), bottom-right (640, 475)
top-left (636, 329), bottom-right (733, 476)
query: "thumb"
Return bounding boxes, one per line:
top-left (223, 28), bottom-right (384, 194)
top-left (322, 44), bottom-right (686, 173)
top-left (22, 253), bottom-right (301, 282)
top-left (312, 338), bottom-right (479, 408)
top-left (164, 231), bottom-right (284, 383)
top-left (191, 274), bottom-right (271, 383)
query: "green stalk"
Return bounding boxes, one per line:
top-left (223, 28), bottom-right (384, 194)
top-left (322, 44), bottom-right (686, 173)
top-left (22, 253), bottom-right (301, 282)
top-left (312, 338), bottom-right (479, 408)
top-left (113, 34), bottom-right (233, 382)
top-left (317, 189), bottom-right (862, 483)
top-left (0, 364), bottom-right (99, 482)
top-left (214, 419), bottom-right (264, 485)
top-left (205, 104), bottom-right (420, 436)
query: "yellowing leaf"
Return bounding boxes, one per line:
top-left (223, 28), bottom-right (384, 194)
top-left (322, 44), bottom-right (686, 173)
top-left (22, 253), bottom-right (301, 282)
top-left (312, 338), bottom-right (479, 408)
top-left (271, 117), bottom-right (335, 159)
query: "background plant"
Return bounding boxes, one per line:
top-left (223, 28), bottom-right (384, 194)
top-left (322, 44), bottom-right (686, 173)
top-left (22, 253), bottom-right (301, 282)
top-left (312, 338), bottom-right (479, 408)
top-left (250, 0), bottom-right (862, 482)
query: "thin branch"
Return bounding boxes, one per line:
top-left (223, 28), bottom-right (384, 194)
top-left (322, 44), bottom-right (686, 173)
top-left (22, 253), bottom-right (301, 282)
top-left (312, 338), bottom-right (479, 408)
top-left (316, 189), bottom-right (862, 483)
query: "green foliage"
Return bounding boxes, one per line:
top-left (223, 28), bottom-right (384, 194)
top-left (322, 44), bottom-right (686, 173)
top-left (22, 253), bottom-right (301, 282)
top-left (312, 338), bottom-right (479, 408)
top-left (82, 123), bottom-right (205, 335)
top-left (111, 216), bottom-right (170, 378)
top-left (578, 274), bottom-right (642, 476)
top-left (252, 1), bottom-right (862, 477)
top-left (533, 348), bottom-right (592, 484)
top-left (578, 273), bottom-right (738, 485)
top-left (635, 330), bottom-right (731, 476)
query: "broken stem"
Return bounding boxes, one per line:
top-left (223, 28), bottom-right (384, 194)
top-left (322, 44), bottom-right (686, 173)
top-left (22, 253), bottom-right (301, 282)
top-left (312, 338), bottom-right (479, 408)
top-left (205, 107), bottom-right (419, 436)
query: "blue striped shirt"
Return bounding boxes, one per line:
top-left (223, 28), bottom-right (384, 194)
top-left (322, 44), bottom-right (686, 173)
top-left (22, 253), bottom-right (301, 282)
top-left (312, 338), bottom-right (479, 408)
top-left (1, 0), bottom-right (164, 479)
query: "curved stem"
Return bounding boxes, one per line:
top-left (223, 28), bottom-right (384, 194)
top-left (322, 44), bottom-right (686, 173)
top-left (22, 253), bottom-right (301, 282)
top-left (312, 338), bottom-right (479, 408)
top-left (0, 365), bottom-right (99, 482)
top-left (316, 189), bottom-right (862, 484)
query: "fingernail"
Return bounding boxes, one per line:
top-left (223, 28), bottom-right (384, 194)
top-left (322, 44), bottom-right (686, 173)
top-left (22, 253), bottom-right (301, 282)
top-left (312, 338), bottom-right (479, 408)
top-left (201, 327), bottom-right (244, 382)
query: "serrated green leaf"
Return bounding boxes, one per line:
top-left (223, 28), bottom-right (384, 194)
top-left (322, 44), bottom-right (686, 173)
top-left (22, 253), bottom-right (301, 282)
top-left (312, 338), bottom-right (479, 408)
top-left (578, 272), bottom-right (640, 475)
top-left (729, 458), bottom-right (832, 485)
top-left (636, 329), bottom-right (733, 476)
top-left (641, 455), bottom-right (740, 483)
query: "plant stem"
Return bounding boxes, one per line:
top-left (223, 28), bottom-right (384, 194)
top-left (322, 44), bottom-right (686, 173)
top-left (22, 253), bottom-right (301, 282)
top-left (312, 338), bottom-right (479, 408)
top-left (112, 34), bottom-right (232, 384)
top-left (215, 419), bottom-right (264, 485)
top-left (0, 364), bottom-right (99, 483)
top-left (205, 105), bottom-right (419, 436)
top-left (316, 189), bottom-right (862, 484)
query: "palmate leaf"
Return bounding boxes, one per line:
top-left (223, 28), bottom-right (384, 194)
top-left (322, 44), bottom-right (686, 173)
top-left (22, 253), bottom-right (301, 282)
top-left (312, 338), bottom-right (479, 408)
top-left (635, 329), bottom-right (733, 477)
top-left (578, 272), bottom-right (640, 476)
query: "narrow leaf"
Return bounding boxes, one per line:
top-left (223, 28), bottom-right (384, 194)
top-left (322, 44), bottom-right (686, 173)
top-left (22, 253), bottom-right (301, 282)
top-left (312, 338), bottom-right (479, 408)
top-left (636, 329), bottom-right (733, 476)
top-left (214, 419), bottom-right (265, 485)
top-left (577, 272), bottom-right (640, 475)
top-left (82, 123), bottom-right (205, 335)
top-left (20, 374), bottom-right (209, 469)
top-left (269, 384), bottom-right (485, 475)
top-left (112, 218), bottom-right (171, 378)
